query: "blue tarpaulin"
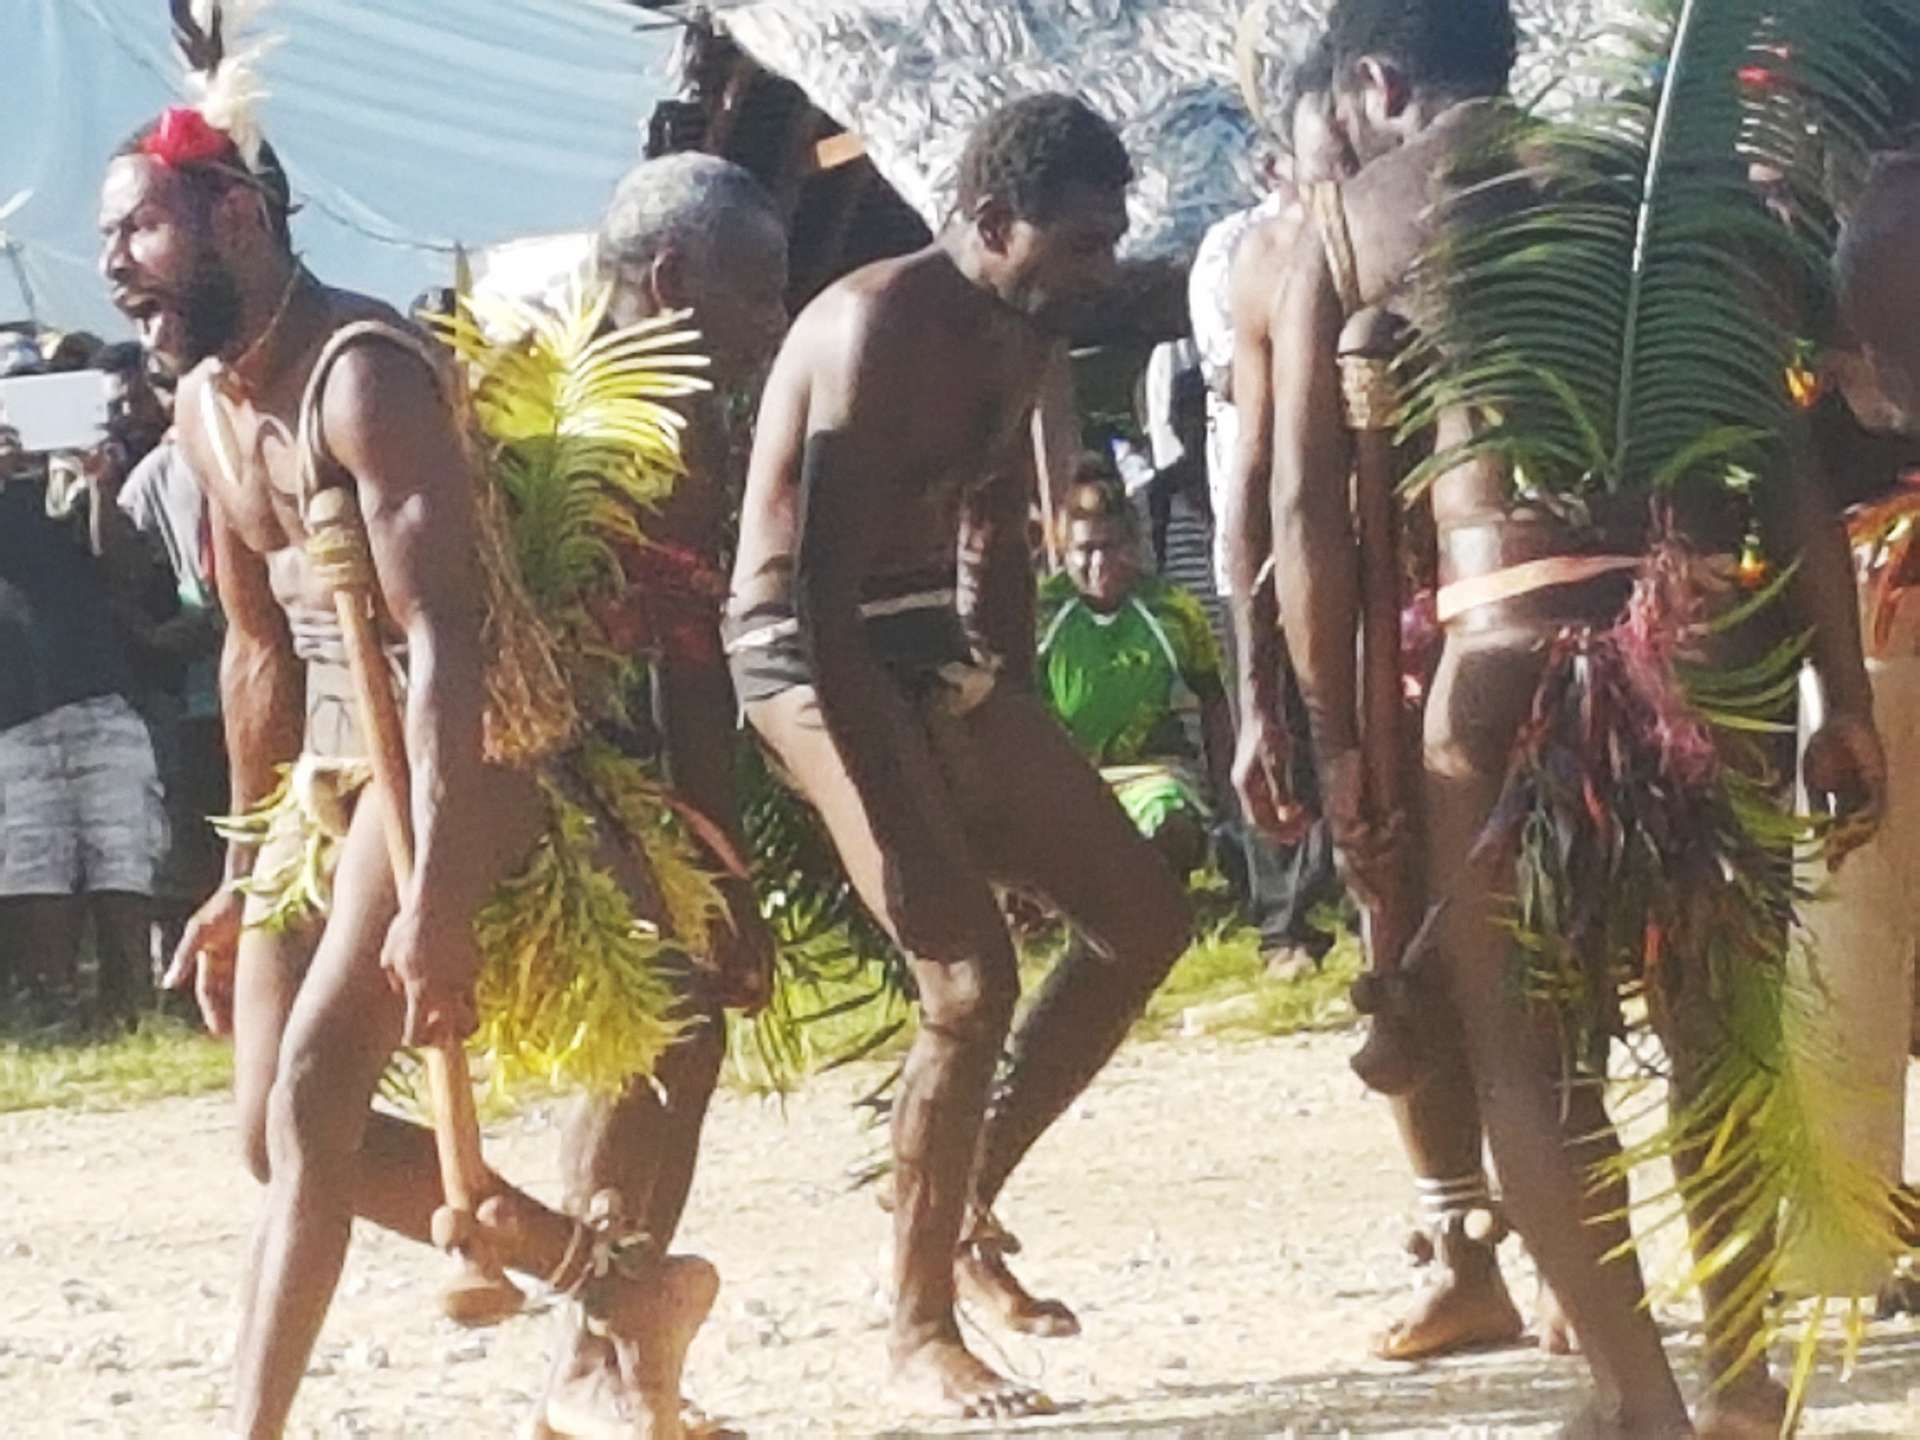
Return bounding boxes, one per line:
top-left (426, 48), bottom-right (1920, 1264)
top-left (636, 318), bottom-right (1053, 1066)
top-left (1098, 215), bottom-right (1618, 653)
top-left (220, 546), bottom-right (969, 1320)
top-left (1, 0), bottom-right (678, 334)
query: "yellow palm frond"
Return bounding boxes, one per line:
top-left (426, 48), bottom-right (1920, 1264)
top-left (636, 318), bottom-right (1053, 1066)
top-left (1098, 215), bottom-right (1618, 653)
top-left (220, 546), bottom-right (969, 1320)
top-left (425, 276), bottom-right (711, 623)
top-left (442, 281), bottom-right (708, 453)
top-left (471, 778), bottom-right (688, 1097)
top-left (1600, 956), bottom-right (1908, 1425)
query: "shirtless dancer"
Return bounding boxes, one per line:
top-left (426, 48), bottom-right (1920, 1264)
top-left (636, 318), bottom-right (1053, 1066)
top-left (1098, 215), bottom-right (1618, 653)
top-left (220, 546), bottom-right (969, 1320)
top-left (1219, 32), bottom-right (1540, 1361)
top-left (542, 153), bottom-right (786, 1436)
top-left (1245, 1), bottom-right (1884, 1434)
top-left (1827, 46), bottom-right (1920, 457)
top-left (729, 95), bottom-right (1191, 1417)
top-left (101, 111), bottom-right (715, 1438)
top-left (1822, 31), bottom-right (1920, 1258)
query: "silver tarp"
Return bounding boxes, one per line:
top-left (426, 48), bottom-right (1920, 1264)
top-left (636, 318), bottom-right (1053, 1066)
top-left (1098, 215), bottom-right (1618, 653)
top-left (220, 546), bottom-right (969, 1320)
top-left (722, 1), bottom-right (1639, 259)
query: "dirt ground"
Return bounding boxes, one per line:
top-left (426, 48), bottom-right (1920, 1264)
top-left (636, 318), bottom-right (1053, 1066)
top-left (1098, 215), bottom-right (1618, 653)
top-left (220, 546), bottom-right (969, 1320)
top-left (2, 1033), bottom-right (1917, 1439)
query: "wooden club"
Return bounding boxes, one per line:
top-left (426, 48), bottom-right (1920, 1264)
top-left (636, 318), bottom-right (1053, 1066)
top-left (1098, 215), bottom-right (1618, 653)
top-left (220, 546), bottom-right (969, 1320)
top-left (304, 484), bottom-right (526, 1326)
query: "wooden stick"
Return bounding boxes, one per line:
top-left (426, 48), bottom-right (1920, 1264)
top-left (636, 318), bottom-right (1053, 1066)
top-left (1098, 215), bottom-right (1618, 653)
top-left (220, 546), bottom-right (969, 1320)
top-left (305, 485), bottom-right (524, 1325)
top-left (1338, 313), bottom-right (1430, 1097)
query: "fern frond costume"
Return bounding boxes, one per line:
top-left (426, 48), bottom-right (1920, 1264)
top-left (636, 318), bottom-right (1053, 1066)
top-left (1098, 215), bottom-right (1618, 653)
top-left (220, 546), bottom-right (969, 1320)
top-left (1395, 0), bottom-right (1914, 1408)
top-left (224, 281), bottom-right (729, 1097)
top-left (729, 744), bottom-right (916, 1096)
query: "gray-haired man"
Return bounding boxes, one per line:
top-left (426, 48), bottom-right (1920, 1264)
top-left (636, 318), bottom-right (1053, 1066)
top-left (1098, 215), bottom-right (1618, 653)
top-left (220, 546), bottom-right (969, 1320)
top-left (538, 152), bottom-right (789, 1440)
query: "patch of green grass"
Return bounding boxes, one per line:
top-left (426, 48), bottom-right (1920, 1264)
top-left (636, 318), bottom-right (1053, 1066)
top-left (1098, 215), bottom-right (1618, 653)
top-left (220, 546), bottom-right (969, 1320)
top-left (727, 918), bottom-right (1363, 1095)
top-left (0, 1014), bottom-right (232, 1116)
top-left (0, 920), bottom-right (1363, 1114)
top-left (1135, 923), bottom-right (1361, 1040)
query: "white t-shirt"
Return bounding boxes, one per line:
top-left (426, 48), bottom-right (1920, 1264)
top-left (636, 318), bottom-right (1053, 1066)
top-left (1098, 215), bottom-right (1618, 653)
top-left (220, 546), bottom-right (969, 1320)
top-left (1189, 194), bottom-right (1285, 592)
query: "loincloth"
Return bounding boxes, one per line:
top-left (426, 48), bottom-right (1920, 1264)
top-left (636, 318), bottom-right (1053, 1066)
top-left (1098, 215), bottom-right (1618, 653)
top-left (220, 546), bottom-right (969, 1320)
top-left (724, 580), bottom-right (998, 716)
top-left (1452, 538), bottom-right (1797, 1061)
top-left (1450, 540), bottom-right (1904, 1316)
top-left (218, 659), bottom-right (726, 1096)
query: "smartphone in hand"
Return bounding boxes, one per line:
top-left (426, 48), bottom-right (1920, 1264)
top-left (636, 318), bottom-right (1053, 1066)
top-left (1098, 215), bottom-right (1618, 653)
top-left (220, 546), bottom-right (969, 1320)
top-left (0, 371), bottom-right (113, 454)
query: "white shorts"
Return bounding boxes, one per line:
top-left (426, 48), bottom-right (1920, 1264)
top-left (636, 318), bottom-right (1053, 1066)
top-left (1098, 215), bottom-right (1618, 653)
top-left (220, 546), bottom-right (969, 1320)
top-left (0, 696), bottom-right (165, 897)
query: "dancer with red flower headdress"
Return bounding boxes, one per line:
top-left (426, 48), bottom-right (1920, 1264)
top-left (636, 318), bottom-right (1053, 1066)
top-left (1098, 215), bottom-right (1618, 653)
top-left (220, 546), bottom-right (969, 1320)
top-left (101, 4), bottom-right (749, 1435)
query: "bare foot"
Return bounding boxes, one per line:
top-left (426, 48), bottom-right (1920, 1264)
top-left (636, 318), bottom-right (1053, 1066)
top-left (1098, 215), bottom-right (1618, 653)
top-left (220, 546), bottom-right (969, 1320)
top-left (1263, 945), bottom-right (1319, 983)
top-left (539, 1333), bottom-right (735, 1440)
top-left (542, 1355), bottom-right (664, 1440)
top-left (877, 1205), bottom-right (1083, 1339)
top-left (1877, 1264), bottom-right (1920, 1317)
top-left (957, 1243), bottom-right (1081, 1338)
top-left (543, 1255), bottom-right (719, 1440)
top-left (1535, 1280), bottom-right (1580, 1356)
top-left (1695, 1376), bottom-right (1788, 1440)
top-left (1373, 1259), bottom-right (1524, 1361)
top-left (678, 1399), bottom-right (743, 1439)
top-left (890, 1335), bottom-right (1056, 1420)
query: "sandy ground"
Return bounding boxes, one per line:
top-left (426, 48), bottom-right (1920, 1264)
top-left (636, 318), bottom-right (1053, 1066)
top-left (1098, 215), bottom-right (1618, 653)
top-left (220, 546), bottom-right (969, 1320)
top-left (2, 1033), bottom-right (1917, 1439)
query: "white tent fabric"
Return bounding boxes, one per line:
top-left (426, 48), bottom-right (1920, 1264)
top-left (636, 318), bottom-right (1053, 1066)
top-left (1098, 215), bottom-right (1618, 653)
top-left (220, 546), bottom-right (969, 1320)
top-left (722, 0), bottom-right (1638, 262)
top-left (1, 0), bottom-right (678, 335)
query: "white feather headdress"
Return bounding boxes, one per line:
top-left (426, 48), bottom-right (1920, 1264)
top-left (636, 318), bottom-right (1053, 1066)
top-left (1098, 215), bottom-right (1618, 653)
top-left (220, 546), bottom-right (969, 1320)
top-left (172, 0), bottom-right (280, 167)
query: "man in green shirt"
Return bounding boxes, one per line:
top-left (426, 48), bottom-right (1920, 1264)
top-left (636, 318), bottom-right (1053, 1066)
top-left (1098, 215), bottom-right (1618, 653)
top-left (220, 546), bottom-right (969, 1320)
top-left (1036, 478), bottom-right (1233, 874)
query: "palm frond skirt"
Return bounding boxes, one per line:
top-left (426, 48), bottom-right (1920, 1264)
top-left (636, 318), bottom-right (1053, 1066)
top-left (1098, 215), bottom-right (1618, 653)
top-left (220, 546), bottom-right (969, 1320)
top-left (1458, 540), bottom-right (1909, 1390)
top-left (221, 735), bottom-right (721, 1100)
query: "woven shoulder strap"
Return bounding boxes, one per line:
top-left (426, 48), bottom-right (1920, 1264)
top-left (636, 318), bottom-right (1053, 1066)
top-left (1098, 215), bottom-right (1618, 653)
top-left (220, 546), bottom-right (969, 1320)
top-left (1306, 179), bottom-right (1364, 319)
top-left (295, 320), bottom-right (450, 521)
top-left (295, 320), bottom-right (577, 765)
top-left (1306, 180), bottom-right (1404, 433)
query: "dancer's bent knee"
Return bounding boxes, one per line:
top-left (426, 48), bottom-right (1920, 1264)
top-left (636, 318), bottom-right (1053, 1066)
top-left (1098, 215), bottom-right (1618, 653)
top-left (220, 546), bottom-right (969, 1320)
top-left (917, 946), bottom-right (1019, 1046)
top-left (264, 1048), bottom-right (366, 1183)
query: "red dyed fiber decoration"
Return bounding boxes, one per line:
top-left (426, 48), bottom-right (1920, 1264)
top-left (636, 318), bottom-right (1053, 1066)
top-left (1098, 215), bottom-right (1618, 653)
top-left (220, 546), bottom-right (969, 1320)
top-left (141, 106), bottom-right (233, 168)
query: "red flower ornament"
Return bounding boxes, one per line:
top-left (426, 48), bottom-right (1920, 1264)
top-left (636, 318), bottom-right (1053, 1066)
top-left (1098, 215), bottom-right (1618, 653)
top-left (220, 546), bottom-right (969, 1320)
top-left (1737, 44), bottom-right (1792, 94)
top-left (141, 106), bottom-right (233, 169)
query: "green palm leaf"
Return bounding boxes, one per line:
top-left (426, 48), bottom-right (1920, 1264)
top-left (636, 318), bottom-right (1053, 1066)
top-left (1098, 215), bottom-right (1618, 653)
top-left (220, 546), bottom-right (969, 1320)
top-left (1405, 0), bottom-right (1909, 504)
top-left (727, 743), bottom-right (916, 1097)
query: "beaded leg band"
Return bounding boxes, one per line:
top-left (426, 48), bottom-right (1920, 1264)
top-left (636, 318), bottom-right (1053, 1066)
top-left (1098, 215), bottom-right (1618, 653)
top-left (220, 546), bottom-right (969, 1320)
top-left (1407, 1173), bottom-right (1509, 1265)
top-left (960, 1206), bottom-right (1022, 1261)
top-left (546, 1189), bottom-right (661, 1312)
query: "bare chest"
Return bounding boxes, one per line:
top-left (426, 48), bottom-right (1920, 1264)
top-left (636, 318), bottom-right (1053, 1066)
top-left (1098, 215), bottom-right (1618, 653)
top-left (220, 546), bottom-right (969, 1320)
top-left (913, 365), bottom-right (1039, 492)
top-left (196, 386), bottom-right (312, 554)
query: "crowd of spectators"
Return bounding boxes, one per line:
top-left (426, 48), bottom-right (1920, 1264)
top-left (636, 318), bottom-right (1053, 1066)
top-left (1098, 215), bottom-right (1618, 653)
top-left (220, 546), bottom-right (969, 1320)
top-left (0, 266), bottom-right (1317, 1035)
top-left (0, 321), bottom-right (224, 1031)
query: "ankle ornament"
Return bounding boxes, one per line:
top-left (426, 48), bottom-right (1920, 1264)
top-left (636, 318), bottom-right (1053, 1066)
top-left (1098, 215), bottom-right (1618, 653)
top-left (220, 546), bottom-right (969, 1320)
top-left (1407, 1174), bottom-right (1508, 1265)
top-left (959, 1206), bottom-right (1022, 1262)
top-left (547, 1188), bottom-right (659, 1303)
